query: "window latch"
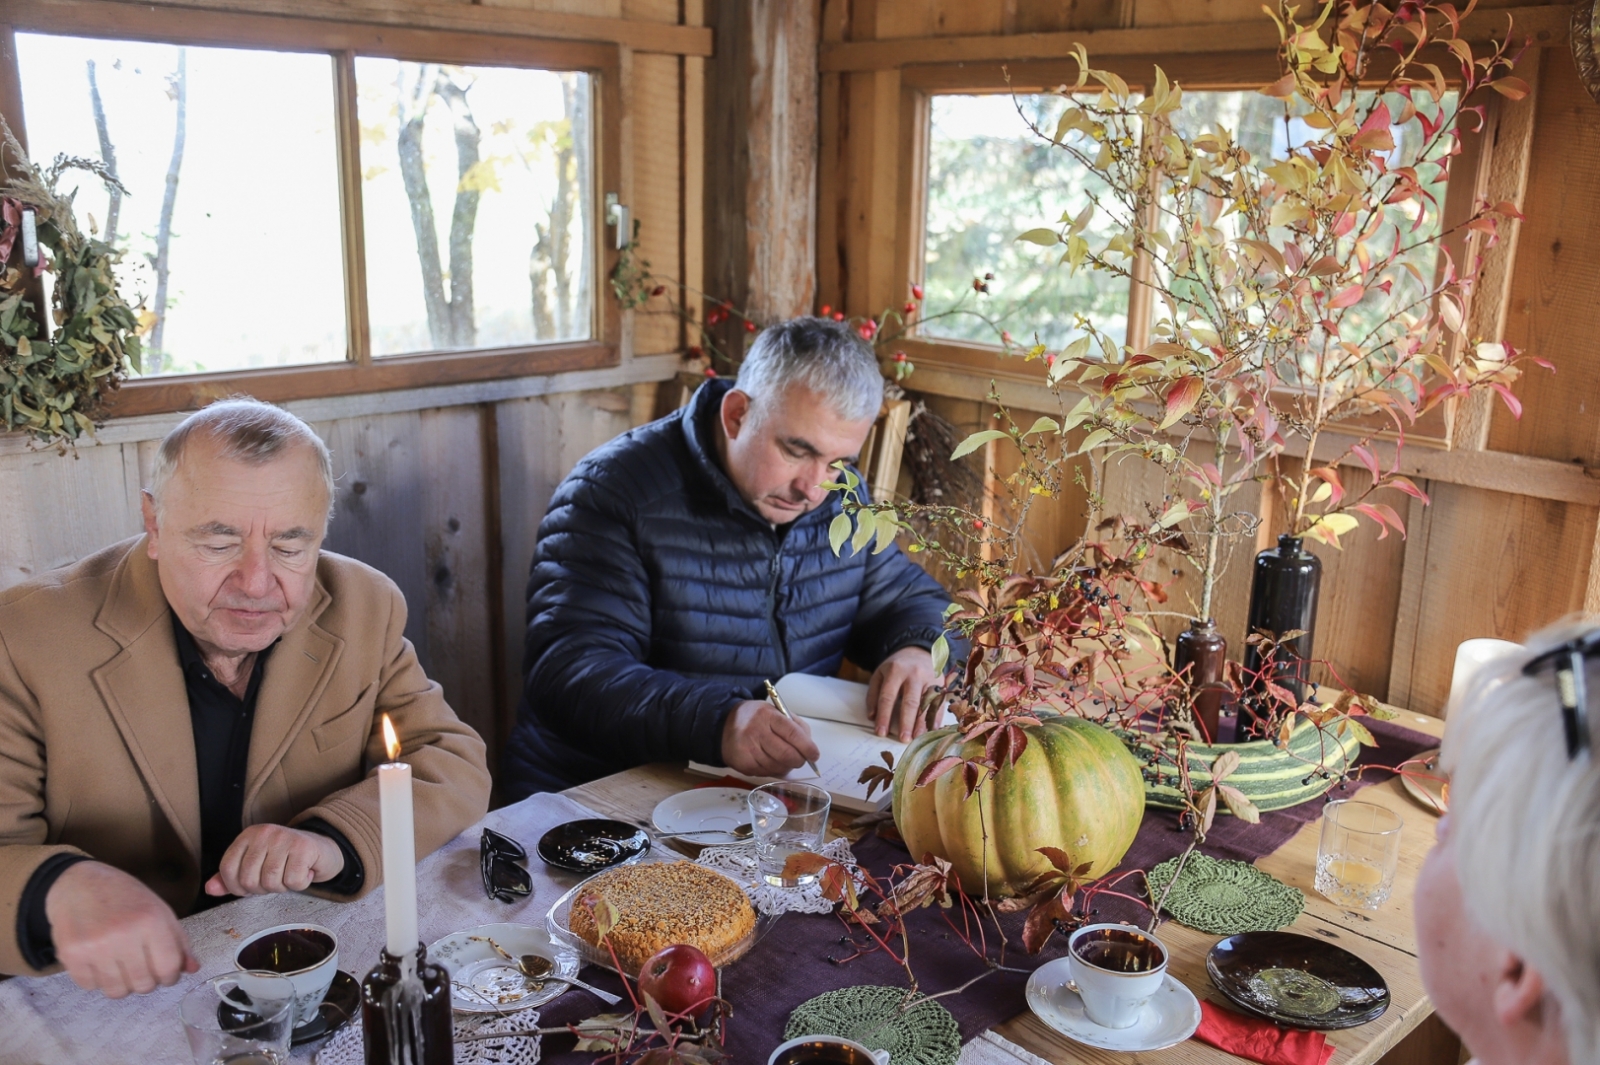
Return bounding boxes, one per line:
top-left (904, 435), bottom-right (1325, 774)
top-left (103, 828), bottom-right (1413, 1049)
top-left (605, 193), bottom-right (629, 251)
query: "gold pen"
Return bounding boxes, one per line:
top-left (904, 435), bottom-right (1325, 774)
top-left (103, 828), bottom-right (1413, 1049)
top-left (765, 679), bottom-right (822, 778)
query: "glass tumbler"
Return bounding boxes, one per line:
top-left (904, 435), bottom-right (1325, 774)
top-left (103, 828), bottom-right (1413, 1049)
top-left (748, 781), bottom-right (831, 887)
top-left (180, 970), bottom-right (297, 1065)
top-left (1314, 799), bottom-right (1403, 910)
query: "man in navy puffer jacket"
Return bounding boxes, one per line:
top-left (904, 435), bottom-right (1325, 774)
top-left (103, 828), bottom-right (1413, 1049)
top-left (502, 317), bottom-right (956, 797)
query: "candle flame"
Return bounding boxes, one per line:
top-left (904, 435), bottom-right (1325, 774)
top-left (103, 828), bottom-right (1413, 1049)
top-left (382, 713), bottom-right (400, 761)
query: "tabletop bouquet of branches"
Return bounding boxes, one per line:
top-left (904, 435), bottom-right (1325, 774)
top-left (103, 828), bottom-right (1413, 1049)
top-left (1018, 0), bottom-right (1542, 610)
top-left (826, 0), bottom-right (1545, 861)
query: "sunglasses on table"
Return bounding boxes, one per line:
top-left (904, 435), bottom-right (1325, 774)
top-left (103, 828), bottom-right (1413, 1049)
top-left (480, 828), bottom-right (533, 903)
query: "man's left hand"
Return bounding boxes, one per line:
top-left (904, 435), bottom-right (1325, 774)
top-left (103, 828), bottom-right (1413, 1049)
top-left (868, 645), bottom-right (943, 742)
top-left (206, 824), bottom-right (345, 897)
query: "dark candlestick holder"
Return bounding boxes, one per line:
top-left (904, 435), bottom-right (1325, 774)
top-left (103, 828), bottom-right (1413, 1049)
top-left (361, 944), bottom-right (454, 1065)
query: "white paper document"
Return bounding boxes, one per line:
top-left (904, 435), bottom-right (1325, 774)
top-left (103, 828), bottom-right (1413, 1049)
top-left (686, 673), bottom-right (908, 813)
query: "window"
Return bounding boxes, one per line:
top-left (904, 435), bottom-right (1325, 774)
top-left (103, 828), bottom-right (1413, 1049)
top-left (918, 84), bottom-right (1458, 362)
top-left (16, 35), bottom-right (346, 375)
top-left (356, 60), bottom-right (593, 355)
top-left (1167, 89), bottom-right (1457, 386)
top-left (922, 93), bottom-right (1129, 349)
top-left (6, 17), bottom-right (610, 396)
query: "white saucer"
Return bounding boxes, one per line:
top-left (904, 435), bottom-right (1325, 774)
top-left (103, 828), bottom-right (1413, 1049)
top-left (429, 923), bottom-right (581, 1013)
top-left (1025, 958), bottom-right (1202, 1052)
top-left (652, 787), bottom-right (750, 844)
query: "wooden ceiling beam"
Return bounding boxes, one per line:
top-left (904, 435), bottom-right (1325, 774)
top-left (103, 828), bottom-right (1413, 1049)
top-left (0, 0), bottom-right (714, 56)
top-left (819, 4), bottom-right (1570, 72)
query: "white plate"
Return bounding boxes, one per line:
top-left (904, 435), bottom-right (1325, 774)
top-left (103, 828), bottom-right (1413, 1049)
top-left (1025, 958), bottom-right (1201, 1052)
top-left (429, 923), bottom-right (581, 1013)
top-left (652, 787), bottom-right (751, 844)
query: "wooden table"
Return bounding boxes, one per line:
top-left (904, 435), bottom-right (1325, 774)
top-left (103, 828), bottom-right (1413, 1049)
top-left (566, 709), bottom-right (1453, 1065)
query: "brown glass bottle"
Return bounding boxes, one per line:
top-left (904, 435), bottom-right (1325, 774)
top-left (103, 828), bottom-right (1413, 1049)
top-left (1173, 619), bottom-right (1227, 742)
top-left (361, 945), bottom-right (454, 1065)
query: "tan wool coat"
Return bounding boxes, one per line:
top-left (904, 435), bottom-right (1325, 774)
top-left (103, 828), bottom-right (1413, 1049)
top-left (0, 537), bottom-right (492, 976)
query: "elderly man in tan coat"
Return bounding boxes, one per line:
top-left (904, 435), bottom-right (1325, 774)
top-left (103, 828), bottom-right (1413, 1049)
top-left (0, 397), bottom-right (491, 996)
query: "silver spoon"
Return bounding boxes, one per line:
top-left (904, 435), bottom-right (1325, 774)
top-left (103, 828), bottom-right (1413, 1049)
top-left (663, 822), bottom-right (754, 841)
top-left (518, 954), bottom-right (624, 1006)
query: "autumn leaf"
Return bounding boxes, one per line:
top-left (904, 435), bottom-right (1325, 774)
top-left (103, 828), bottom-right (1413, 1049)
top-left (783, 852), bottom-right (833, 884)
top-left (915, 755), bottom-right (964, 788)
top-left (1217, 784), bottom-right (1261, 823)
top-left (1326, 283), bottom-right (1364, 309)
top-left (951, 429), bottom-right (1009, 460)
top-left (1260, 72), bottom-right (1297, 98)
top-left (1016, 227), bottom-right (1061, 245)
top-left (1022, 891), bottom-right (1073, 954)
top-left (1159, 376), bottom-right (1204, 429)
top-left (1210, 749), bottom-right (1242, 782)
top-left (828, 513), bottom-right (852, 555)
top-left (859, 759), bottom-right (896, 800)
top-left (1489, 75), bottom-right (1531, 100)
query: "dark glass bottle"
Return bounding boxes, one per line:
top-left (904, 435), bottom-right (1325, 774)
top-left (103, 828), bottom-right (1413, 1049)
top-left (1242, 534), bottom-right (1322, 734)
top-left (1173, 619), bottom-right (1227, 743)
top-left (362, 945), bottom-right (454, 1065)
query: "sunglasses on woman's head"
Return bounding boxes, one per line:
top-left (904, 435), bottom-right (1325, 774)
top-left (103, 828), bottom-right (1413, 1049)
top-left (1521, 631), bottom-right (1600, 760)
top-left (480, 827), bottom-right (532, 902)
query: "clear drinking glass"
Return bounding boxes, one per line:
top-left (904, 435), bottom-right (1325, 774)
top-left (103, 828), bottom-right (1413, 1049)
top-left (748, 781), bottom-right (831, 887)
top-left (179, 971), bottom-right (297, 1065)
top-left (1314, 799), bottom-right (1403, 911)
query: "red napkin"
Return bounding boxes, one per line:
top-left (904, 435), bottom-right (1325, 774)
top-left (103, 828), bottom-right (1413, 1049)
top-left (1194, 1000), bottom-right (1336, 1065)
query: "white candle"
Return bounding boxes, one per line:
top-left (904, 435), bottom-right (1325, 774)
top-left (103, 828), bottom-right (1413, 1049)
top-left (378, 714), bottom-right (418, 958)
top-left (1446, 638), bottom-right (1523, 718)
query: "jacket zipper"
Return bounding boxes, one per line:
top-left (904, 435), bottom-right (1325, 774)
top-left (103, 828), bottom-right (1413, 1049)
top-left (766, 541), bottom-right (790, 676)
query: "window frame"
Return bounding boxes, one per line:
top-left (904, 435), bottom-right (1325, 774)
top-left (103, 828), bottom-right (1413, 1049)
top-left (898, 53), bottom-right (1488, 446)
top-left (0, 1), bottom-right (623, 418)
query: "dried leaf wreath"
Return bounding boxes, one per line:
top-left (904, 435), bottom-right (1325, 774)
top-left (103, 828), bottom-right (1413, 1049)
top-left (0, 118), bottom-right (141, 449)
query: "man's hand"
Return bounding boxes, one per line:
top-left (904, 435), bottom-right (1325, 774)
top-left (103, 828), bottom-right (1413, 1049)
top-left (869, 645), bottom-right (943, 742)
top-left (44, 861), bottom-right (198, 998)
top-left (721, 700), bottom-right (821, 777)
top-left (205, 824), bottom-right (345, 898)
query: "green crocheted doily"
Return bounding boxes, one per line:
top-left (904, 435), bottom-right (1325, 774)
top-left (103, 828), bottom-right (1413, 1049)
top-left (1146, 853), bottom-right (1305, 935)
top-left (784, 985), bottom-right (960, 1065)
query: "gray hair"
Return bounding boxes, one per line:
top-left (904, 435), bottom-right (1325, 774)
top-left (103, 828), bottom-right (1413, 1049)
top-left (1446, 619), bottom-right (1600, 1065)
top-left (735, 316), bottom-right (884, 423)
top-left (148, 396), bottom-right (335, 519)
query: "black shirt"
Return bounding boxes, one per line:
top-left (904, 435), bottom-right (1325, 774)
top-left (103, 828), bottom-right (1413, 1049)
top-left (174, 619), bottom-right (269, 893)
top-left (14, 619), bottom-right (364, 970)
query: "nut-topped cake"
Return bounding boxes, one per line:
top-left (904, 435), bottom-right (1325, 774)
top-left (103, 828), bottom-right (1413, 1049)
top-left (568, 861), bottom-right (756, 971)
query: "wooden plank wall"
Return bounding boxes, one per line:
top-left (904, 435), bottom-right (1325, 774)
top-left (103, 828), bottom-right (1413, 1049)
top-left (0, 0), bottom-right (705, 782)
top-left (817, 0), bottom-right (1599, 728)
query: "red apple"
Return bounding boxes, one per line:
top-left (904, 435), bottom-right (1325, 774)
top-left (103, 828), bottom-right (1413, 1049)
top-left (637, 943), bottom-right (716, 1019)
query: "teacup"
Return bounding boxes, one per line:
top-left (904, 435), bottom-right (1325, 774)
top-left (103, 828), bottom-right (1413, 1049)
top-left (234, 923), bottom-right (339, 1028)
top-left (768, 1035), bottom-right (892, 1065)
top-left (1066, 922), bottom-right (1168, 1029)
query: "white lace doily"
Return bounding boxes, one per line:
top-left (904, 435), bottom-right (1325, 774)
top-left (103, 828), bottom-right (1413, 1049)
top-left (313, 1010), bottom-right (541, 1065)
top-left (695, 838), bottom-right (857, 915)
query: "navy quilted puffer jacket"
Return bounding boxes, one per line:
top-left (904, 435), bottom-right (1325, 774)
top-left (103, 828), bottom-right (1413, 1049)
top-left (501, 379), bottom-right (954, 797)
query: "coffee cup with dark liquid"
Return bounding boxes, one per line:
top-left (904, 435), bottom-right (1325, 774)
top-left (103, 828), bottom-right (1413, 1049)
top-left (234, 923), bottom-right (339, 1028)
top-left (767, 1035), bottom-right (892, 1065)
top-left (1065, 923), bottom-right (1168, 1029)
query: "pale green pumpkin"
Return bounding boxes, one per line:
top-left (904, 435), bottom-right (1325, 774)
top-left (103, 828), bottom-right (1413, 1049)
top-left (892, 716), bottom-right (1146, 898)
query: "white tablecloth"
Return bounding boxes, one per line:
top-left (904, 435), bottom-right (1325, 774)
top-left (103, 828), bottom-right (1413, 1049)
top-left (0, 791), bottom-right (604, 1065)
top-left (0, 789), bottom-right (1044, 1065)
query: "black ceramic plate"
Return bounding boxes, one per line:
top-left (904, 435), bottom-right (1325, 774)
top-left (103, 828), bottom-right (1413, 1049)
top-left (291, 969), bottom-right (360, 1046)
top-left (1207, 931), bottom-right (1390, 1030)
top-left (537, 818), bottom-right (651, 873)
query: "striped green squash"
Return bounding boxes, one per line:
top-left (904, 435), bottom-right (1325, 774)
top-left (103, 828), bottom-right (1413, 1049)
top-left (893, 716), bottom-right (1145, 898)
top-left (1135, 718), bottom-right (1364, 813)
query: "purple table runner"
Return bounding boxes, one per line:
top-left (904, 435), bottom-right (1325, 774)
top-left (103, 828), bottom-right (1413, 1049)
top-left (541, 718), bottom-right (1438, 1062)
